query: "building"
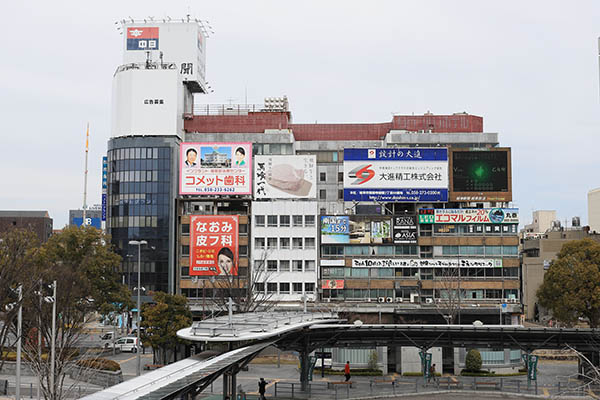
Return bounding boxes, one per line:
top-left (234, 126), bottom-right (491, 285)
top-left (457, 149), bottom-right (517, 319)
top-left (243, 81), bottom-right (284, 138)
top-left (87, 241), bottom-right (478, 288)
top-left (0, 210), bottom-right (53, 243)
top-left (588, 188), bottom-right (600, 233)
top-left (523, 210), bottom-right (556, 234)
top-left (105, 18), bottom-right (521, 374)
top-left (521, 226), bottom-right (600, 322)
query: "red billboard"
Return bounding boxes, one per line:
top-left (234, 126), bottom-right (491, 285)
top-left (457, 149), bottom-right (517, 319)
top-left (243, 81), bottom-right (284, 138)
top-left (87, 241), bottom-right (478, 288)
top-left (190, 215), bottom-right (238, 276)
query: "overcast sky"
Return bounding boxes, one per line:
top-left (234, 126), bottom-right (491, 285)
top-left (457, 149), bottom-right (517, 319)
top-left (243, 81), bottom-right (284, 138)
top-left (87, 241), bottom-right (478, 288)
top-left (1, 1), bottom-right (599, 229)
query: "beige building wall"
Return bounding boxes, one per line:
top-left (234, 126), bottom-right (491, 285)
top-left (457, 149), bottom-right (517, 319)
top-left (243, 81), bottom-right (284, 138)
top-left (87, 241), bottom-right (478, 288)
top-left (524, 210), bottom-right (556, 233)
top-left (588, 188), bottom-right (600, 233)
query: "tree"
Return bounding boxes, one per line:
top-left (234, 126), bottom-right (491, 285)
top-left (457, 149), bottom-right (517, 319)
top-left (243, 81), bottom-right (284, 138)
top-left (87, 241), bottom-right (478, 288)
top-left (141, 292), bottom-right (192, 365)
top-left (22, 226), bottom-right (129, 400)
top-left (537, 238), bottom-right (600, 328)
top-left (465, 349), bottom-right (482, 372)
top-left (0, 229), bottom-right (40, 368)
top-left (433, 266), bottom-right (464, 324)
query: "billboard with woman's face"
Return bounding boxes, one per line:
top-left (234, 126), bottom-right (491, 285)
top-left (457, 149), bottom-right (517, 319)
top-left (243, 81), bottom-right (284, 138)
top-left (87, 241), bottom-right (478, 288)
top-left (190, 215), bottom-right (238, 276)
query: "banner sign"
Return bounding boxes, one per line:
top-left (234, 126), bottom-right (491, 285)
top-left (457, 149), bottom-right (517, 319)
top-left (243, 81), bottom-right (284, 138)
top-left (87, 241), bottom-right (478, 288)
top-left (254, 155), bottom-right (316, 198)
top-left (418, 208), bottom-right (519, 224)
top-left (180, 143), bottom-right (252, 195)
top-left (352, 258), bottom-right (503, 268)
top-left (321, 216), bottom-right (350, 244)
top-left (101, 194), bottom-right (107, 221)
top-left (73, 217), bottom-right (102, 229)
top-left (190, 215), bottom-right (238, 276)
top-left (321, 280), bottom-right (345, 289)
top-left (343, 148), bottom-right (448, 202)
top-left (393, 216), bottom-right (417, 244)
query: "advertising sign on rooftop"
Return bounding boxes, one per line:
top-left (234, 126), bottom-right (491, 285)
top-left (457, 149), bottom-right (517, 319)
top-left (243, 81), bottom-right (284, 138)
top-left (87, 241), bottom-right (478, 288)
top-left (417, 208), bottom-right (519, 224)
top-left (450, 148), bottom-right (512, 202)
top-left (180, 143), bottom-right (252, 195)
top-left (254, 155), bottom-right (316, 199)
top-left (343, 148), bottom-right (448, 202)
top-left (189, 215), bottom-right (238, 276)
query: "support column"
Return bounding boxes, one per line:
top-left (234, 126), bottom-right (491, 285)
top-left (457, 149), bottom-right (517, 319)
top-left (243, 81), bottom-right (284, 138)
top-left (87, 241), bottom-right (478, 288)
top-left (299, 338), bottom-right (310, 392)
top-left (222, 371), bottom-right (230, 400)
top-left (230, 370), bottom-right (237, 400)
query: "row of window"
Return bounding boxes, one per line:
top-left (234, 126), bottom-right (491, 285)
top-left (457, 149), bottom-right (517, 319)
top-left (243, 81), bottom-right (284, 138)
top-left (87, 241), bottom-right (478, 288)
top-left (255, 237), bottom-right (316, 250)
top-left (255, 259), bottom-right (316, 272)
top-left (108, 147), bottom-right (170, 161)
top-left (109, 215), bottom-right (164, 228)
top-left (322, 245), bottom-right (418, 256)
top-left (109, 182), bottom-right (171, 195)
top-left (255, 215), bottom-right (316, 228)
top-left (111, 193), bottom-right (171, 206)
top-left (323, 288), bottom-right (520, 300)
top-left (254, 281), bottom-right (316, 294)
top-left (428, 224), bottom-right (519, 235)
top-left (441, 245), bottom-right (519, 256)
top-left (322, 267), bottom-right (519, 278)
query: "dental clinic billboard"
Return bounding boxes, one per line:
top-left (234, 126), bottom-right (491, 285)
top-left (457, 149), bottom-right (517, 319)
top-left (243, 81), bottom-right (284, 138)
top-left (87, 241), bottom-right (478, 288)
top-left (343, 148), bottom-right (448, 202)
top-left (180, 143), bottom-right (252, 195)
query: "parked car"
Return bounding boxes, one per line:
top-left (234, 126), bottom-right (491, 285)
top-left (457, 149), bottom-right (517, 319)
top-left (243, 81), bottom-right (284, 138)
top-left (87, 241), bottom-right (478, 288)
top-left (99, 332), bottom-right (115, 341)
top-left (130, 327), bottom-right (146, 336)
top-left (114, 337), bottom-right (141, 353)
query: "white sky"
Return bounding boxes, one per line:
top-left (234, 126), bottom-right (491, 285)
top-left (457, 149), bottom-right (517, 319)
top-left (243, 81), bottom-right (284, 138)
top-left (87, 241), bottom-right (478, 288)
top-left (1, 1), bottom-right (599, 229)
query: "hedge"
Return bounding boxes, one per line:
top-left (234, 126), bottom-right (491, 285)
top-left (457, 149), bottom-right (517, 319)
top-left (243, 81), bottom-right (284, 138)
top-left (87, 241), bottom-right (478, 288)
top-left (76, 358), bottom-right (121, 372)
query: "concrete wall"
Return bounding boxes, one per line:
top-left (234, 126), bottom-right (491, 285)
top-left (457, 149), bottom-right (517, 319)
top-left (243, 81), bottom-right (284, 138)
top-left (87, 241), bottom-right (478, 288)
top-left (400, 347), bottom-right (442, 374)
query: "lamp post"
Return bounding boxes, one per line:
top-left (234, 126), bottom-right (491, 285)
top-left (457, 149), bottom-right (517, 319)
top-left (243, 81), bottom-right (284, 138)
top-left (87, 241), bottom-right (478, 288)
top-left (129, 240), bottom-right (147, 376)
top-left (14, 285), bottom-right (22, 400)
top-left (49, 281), bottom-right (56, 399)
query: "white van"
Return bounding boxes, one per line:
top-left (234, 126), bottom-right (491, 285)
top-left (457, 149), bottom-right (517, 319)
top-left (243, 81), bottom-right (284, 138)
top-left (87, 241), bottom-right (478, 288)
top-left (114, 337), bottom-right (141, 353)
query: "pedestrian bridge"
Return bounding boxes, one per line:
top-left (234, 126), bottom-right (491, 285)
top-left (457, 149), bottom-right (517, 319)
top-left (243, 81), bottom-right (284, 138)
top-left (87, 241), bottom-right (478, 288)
top-left (83, 311), bottom-right (600, 400)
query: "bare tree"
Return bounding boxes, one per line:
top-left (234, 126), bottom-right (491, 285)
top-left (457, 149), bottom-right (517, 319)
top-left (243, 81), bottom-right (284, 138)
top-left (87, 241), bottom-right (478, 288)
top-left (433, 266), bottom-right (463, 324)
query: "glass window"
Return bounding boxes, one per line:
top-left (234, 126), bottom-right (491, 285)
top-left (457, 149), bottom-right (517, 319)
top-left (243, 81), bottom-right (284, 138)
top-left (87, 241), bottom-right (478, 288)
top-left (338, 172), bottom-right (343, 182)
top-left (442, 246), bottom-right (459, 255)
top-left (254, 260), bottom-right (264, 271)
top-left (338, 190), bottom-right (344, 200)
top-left (485, 246), bottom-right (502, 255)
top-left (292, 238), bottom-right (303, 249)
top-left (305, 260), bottom-right (315, 271)
top-left (293, 260), bottom-right (303, 272)
top-left (280, 237), bottom-right (290, 249)
top-left (305, 282), bottom-right (315, 293)
top-left (255, 238), bottom-right (265, 249)
top-left (320, 172), bottom-right (327, 182)
top-left (319, 190), bottom-right (327, 200)
top-left (279, 260), bottom-right (290, 271)
top-left (293, 215), bottom-right (303, 227)
top-left (293, 282), bottom-right (303, 294)
top-left (267, 283), bottom-right (278, 293)
top-left (503, 246), bottom-right (518, 255)
top-left (267, 215), bottom-right (278, 227)
top-left (304, 215), bottom-right (315, 227)
top-left (255, 215), bottom-right (265, 227)
top-left (267, 260), bottom-right (278, 271)
top-left (279, 215), bottom-right (290, 227)
top-left (332, 152), bottom-right (338, 162)
top-left (279, 282), bottom-right (290, 293)
top-left (460, 245), bottom-right (484, 255)
top-left (267, 237), bottom-right (278, 249)
top-left (305, 237), bottom-right (315, 249)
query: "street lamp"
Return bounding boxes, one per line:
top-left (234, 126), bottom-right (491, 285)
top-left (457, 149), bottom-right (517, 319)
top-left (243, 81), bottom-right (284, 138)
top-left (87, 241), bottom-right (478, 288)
top-left (129, 240), bottom-right (147, 376)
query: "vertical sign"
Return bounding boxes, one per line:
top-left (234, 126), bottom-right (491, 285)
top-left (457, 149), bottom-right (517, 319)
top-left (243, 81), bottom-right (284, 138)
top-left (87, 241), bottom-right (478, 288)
top-left (190, 215), bottom-right (239, 276)
top-left (101, 156), bottom-right (107, 222)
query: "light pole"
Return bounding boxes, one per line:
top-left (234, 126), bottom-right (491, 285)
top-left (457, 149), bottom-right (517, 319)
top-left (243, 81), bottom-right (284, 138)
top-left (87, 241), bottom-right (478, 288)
top-left (10, 285), bottom-right (23, 400)
top-left (49, 281), bottom-right (57, 399)
top-left (129, 240), bottom-right (147, 376)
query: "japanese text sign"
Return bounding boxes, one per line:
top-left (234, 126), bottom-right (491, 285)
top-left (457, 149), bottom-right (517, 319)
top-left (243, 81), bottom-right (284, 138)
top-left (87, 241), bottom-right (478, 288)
top-left (190, 215), bottom-right (238, 276)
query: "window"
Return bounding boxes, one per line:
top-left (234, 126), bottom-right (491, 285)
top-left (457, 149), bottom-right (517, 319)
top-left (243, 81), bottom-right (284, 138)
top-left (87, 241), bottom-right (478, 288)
top-left (304, 215), bottom-right (315, 227)
top-left (279, 260), bottom-right (290, 271)
top-left (267, 260), bottom-right (278, 271)
top-left (254, 260), bottom-right (264, 271)
top-left (293, 215), bottom-right (303, 227)
top-left (267, 237), bottom-right (278, 249)
top-left (254, 282), bottom-right (265, 293)
top-left (442, 246), bottom-right (459, 255)
top-left (338, 172), bottom-right (343, 182)
top-left (279, 282), bottom-right (290, 293)
top-left (293, 260), bottom-right (303, 272)
top-left (319, 190), bottom-right (327, 200)
top-left (305, 237), bottom-right (315, 249)
top-left (305, 260), bottom-right (315, 271)
top-left (338, 190), bottom-right (344, 200)
top-left (293, 282), bottom-right (303, 294)
top-left (280, 237), bottom-right (290, 249)
top-left (292, 238), bottom-right (303, 249)
top-left (320, 208), bottom-right (326, 214)
top-left (267, 283), bottom-right (278, 293)
top-left (305, 282), bottom-right (315, 293)
top-left (267, 215), bottom-right (278, 227)
top-left (255, 215), bottom-right (265, 227)
top-left (279, 215), bottom-right (290, 227)
top-left (332, 152), bottom-right (338, 162)
top-left (320, 172), bottom-right (327, 182)
top-left (255, 238), bottom-right (265, 249)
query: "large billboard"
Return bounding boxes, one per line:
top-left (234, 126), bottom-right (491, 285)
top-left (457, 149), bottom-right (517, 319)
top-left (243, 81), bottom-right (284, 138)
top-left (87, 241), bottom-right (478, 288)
top-left (321, 215), bottom-right (401, 244)
top-left (321, 216), bottom-right (350, 244)
top-left (418, 208), bottom-right (519, 224)
top-left (189, 215), bottom-right (238, 276)
top-left (449, 148), bottom-right (512, 202)
top-left (352, 258), bottom-right (503, 268)
top-left (254, 155), bottom-right (316, 199)
top-left (343, 148), bottom-right (448, 202)
top-left (180, 143), bottom-right (252, 195)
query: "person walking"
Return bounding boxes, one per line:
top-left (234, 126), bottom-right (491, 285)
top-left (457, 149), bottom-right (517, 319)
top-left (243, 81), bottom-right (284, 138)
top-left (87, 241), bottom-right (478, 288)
top-left (258, 377), bottom-right (267, 400)
top-left (344, 361), bottom-right (351, 382)
top-left (428, 363), bottom-right (437, 384)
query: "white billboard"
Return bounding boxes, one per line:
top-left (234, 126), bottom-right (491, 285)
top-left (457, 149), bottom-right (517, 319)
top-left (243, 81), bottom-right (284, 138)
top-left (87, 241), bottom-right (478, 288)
top-left (352, 258), bottom-right (503, 268)
top-left (121, 22), bottom-right (207, 92)
top-left (254, 155), bottom-right (316, 199)
top-left (180, 143), bottom-right (252, 195)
